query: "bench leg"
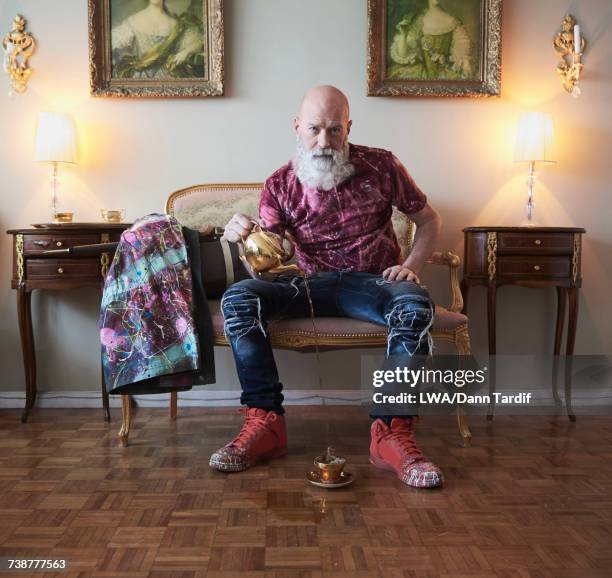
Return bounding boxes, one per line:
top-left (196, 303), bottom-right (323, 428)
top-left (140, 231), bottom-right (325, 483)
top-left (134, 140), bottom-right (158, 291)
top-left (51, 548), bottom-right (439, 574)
top-left (170, 391), bottom-right (177, 420)
top-left (455, 326), bottom-right (473, 446)
top-left (457, 407), bottom-right (472, 447)
top-left (118, 394), bottom-right (131, 447)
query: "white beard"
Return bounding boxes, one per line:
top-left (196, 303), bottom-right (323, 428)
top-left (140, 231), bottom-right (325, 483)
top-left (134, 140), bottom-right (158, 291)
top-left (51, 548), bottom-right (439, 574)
top-left (293, 138), bottom-right (355, 191)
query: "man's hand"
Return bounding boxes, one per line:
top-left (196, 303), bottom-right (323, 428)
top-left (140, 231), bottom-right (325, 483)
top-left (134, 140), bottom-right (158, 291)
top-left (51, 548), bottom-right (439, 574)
top-left (382, 265), bottom-right (420, 284)
top-left (222, 213), bottom-right (256, 243)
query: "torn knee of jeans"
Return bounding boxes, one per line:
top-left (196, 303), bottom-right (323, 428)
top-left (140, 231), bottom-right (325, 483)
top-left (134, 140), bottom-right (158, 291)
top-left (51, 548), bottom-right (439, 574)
top-left (385, 295), bottom-right (433, 328)
top-left (385, 296), bottom-right (434, 356)
top-left (221, 288), bottom-right (266, 341)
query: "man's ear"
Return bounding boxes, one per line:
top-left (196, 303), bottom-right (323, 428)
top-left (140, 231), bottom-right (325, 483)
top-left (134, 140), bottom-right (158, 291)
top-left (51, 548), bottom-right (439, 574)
top-left (292, 116), bottom-right (300, 133)
top-left (347, 119), bottom-right (352, 135)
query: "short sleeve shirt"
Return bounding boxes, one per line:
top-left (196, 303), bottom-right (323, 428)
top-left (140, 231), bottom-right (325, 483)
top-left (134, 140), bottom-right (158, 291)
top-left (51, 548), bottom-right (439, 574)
top-left (259, 143), bottom-right (427, 274)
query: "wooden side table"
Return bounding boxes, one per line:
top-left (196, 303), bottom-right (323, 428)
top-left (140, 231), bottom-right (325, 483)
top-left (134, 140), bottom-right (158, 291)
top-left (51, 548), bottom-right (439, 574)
top-left (461, 226), bottom-right (586, 420)
top-left (7, 223), bottom-right (130, 423)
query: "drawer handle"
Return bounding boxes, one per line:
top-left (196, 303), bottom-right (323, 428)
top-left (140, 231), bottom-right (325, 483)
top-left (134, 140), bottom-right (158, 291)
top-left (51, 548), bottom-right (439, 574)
top-left (57, 267), bottom-right (64, 274)
top-left (33, 239), bottom-right (51, 247)
top-left (534, 239), bottom-right (542, 246)
top-left (533, 265), bottom-right (541, 271)
top-left (56, 241), bottom-right (63, 247)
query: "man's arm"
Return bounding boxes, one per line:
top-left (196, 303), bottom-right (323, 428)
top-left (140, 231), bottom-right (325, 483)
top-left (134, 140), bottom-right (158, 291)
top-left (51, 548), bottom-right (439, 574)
top-left (221, 178), bottom-right (289, 281)
top-left (382, 202), bottom-right (441, 282)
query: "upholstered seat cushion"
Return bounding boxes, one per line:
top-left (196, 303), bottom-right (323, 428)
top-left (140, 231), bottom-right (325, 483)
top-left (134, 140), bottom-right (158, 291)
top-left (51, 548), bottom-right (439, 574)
top-left (208, 299), bottom-right (467, 340)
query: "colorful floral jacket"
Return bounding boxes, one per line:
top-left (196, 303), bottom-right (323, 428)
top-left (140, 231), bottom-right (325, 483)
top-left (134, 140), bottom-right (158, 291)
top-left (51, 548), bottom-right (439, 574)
top-left (100, 214), bottom-right (210, 394)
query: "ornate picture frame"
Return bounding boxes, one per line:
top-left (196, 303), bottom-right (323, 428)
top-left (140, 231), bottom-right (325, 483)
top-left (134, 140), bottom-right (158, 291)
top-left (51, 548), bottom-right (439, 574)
top-left (367, 0), bottom-right (502, 97)
top-left (88, 0), bottom-right (224, 98)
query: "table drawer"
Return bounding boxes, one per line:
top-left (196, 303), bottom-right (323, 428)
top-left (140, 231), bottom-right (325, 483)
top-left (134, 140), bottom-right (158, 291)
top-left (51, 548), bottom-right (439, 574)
top-left (497, 256), bottom-right (570, 278)
top-left (26, 259), bottom-right (101, 280)
top-left (24, 235), bottom-right (101, 255)
top-left (497, 232), bottom-right (573, 255)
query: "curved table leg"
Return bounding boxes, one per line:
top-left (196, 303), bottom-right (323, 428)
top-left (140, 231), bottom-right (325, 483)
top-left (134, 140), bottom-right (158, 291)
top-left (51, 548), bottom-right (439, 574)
top-left (17, 287), bottom-right (36, 423)
top-left (460, 280), bottom-right (469, 315)
top-left (100, 362), bottom-right (111, 422)
top-left (551, 286), bottom-right (567, 408)
top-left (565, 288), bottom-right (579, 422)
top-left (554, 286), bottom-right (567, 354)
top-left (486, 283), bottom-right (497, 421)
top-left (25, 291), bottom-right (37, 408)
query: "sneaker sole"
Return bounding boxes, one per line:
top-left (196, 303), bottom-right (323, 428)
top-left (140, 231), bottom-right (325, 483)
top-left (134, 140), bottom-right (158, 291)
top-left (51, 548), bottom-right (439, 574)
top-left (210, 446), bottom-right (287, 473)
top-left (369, 453), bottom-right (443, 489)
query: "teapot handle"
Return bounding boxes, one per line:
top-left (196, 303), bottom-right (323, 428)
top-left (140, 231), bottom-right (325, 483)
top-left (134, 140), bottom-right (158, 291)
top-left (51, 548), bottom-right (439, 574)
top-left (235, 219), bottom-right (261, 244)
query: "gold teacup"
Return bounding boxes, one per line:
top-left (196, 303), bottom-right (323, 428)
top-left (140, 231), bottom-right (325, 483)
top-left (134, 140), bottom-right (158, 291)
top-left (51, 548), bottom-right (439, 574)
top-left (53, 212), bottom-right (73, 223)
top-left (101, 209), bottom-right (125, 223)
top-left (313, 453), bottom-right (346, 483)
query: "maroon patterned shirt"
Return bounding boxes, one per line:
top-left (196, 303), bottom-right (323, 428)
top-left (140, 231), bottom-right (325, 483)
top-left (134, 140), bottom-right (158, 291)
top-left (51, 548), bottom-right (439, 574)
top-left (259, 143), bottom-right (427, 274)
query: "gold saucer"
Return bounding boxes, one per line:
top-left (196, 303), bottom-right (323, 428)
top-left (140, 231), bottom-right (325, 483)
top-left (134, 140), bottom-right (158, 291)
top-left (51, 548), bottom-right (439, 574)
top-left (307, 470), bottom-right (354, 489)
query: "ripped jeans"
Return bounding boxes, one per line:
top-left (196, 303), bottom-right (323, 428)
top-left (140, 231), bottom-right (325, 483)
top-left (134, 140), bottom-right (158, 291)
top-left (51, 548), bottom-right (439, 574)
top-left (221, 271), bottom-right (434, 415)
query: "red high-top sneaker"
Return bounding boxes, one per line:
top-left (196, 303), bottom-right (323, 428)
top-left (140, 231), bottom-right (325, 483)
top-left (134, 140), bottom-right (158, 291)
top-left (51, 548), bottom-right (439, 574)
top-left (369, 418), bottom-right (443, 488)
top-left (209, 408), bottom-right (287, 472)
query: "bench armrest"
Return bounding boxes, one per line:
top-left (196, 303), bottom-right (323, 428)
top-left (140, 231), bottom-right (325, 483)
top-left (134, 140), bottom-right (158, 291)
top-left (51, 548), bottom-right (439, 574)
top-left (425, 251), bottom-right (463, 313)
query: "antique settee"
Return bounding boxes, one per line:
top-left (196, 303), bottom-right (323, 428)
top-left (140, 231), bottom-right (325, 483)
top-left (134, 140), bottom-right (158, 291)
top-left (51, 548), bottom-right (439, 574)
top-left (117, 183), bottom-right (473, 446)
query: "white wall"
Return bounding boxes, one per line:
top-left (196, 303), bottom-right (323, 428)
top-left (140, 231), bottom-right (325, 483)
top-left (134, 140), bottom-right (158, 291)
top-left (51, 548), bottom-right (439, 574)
top-left (1, 0), bottom-right (610, 397)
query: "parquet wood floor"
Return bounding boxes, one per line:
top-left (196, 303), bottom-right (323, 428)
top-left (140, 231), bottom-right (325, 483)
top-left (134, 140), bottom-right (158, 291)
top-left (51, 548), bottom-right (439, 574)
top-left (1, 407), bottom-right (611, 577)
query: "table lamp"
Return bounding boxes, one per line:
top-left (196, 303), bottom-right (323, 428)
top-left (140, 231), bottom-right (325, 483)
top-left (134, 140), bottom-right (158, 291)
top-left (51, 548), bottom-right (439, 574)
top-left (34, 112), bottom-right (78, 222)
top-left (513, 112), bottom-right (556, 226)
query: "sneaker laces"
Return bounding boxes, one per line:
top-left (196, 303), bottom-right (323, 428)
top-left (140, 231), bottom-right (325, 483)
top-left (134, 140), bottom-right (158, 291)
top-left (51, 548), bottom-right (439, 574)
top-left (385, 420), bottom-right (424, 462)
top-left (229, 408), bottom-right (272, 449)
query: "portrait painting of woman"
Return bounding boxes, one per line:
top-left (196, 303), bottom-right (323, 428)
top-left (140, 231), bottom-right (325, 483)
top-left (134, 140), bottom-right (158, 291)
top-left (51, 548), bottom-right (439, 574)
top-left (367, 0), bottom-right (501, 96)
top-left (387, 0), bottom-right (480, 81)
top-left (89, 0), bottom-right (223, 96)
top-left (110, 0), bottom-right (205, 79)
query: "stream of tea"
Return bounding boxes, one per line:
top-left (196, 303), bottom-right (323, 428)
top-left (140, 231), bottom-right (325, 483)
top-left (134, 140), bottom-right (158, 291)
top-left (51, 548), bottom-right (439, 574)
top-left (300, 272), bottom-right (332, 455)
top-left (300, 272), bottom-right (323, 389)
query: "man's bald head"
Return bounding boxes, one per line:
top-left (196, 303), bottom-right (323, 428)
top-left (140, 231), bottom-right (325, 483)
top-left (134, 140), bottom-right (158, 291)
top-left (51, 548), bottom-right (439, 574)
top-left (298, 85), bottom-right (350, 123)
top-left (294, 85), bottom-right (352, 152)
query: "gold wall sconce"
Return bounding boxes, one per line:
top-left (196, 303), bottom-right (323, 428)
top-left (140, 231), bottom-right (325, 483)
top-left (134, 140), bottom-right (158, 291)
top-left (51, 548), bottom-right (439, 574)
top-left (553, 14), bottom-right (586, 98)
top-left (2, 14), bottom-right (36, 95)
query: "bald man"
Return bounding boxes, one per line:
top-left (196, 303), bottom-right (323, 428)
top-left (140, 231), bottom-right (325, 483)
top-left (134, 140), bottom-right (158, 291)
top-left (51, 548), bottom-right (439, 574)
top-left (211, 86), bottom-right (443, 488)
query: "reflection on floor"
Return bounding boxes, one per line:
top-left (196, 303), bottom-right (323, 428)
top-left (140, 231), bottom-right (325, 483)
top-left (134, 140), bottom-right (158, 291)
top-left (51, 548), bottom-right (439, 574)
top-left (0, 406), bottom-right (611, 577)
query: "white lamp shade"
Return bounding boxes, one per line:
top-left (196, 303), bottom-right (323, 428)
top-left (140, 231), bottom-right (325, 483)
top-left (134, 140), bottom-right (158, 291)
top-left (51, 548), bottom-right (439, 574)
top-left (513, 112), bottom-right (555, 164)
top-left (34, 112), bottom-right (78, 164)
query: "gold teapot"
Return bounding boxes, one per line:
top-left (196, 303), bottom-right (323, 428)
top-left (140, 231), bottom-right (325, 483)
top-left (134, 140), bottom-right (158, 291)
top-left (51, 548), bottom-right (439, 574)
top-left (241, 222), bottom-right (302, 275)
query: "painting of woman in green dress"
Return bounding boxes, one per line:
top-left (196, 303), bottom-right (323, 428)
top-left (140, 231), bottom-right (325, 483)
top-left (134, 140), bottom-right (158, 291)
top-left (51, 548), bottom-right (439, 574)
top-left (111, 0), bottom-right (205, 79)
top-left (387, 0), bottom-right (481, 81)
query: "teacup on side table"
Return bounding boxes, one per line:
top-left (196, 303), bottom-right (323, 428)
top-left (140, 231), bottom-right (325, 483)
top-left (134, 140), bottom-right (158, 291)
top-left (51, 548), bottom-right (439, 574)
top-left (101, 209), bottom-right (125, 223)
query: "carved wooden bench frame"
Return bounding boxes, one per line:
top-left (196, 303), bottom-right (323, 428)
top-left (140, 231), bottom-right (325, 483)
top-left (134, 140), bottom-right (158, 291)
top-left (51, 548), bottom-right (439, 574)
top-left (117, 184), bottom-right (472, 447)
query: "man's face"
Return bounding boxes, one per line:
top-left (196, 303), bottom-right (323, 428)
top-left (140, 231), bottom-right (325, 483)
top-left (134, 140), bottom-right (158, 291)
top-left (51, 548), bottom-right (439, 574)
top-left (294, 100), bottom-right (351, 154)
top-left (291, 89), bottom-right (355, 190)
